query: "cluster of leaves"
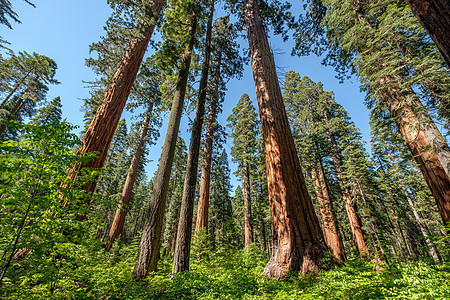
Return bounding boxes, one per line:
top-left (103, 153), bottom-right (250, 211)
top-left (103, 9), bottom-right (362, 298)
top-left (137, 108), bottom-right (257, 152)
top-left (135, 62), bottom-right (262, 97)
top-left (0, 120), bottom-right (98, 296)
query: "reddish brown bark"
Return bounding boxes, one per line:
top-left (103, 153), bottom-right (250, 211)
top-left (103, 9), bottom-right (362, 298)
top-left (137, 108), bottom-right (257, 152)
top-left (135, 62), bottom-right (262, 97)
top-left (352, 2), bottom-right (450, 227)
top-left (243, 162), bottom-right (252, 249)
top-left (326, 133), bottom-right (369, 257)
top-left (380, 76), bottom-right (450, 226)
top-left (62, 0), bottom-right (165, 208)
top-left (311, 152), bottom-right (344, 261)
top-left (194, 60), bottom-right (220, 235)
top-left (405, 0), bottom-right (450, 67)
top-left (243, 0), bottom-right (334, 278)
top-left (105, 101), bottom-right (153, 251)
top-left (172, 0), bottom-right (214, 274)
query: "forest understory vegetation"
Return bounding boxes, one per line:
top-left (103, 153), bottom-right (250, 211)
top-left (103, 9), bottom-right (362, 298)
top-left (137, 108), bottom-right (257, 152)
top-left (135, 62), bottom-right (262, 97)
top-left (3, 230), bottom-right (450, 299)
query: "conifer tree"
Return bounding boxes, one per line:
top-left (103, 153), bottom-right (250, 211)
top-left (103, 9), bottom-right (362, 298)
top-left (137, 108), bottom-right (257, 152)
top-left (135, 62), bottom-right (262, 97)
top-left (283, 72), bottom-right (345, 260)
top-left (134, 0), bottom-right (201, 278)
top-left (64, 0), bottom-right (165, 200)
top-left (227, 93), bottom-right (258, 249)
top-left (172, 0), bottom-right (215, 274)
top-left (405, 0), bottom-right (450, 67)
top-left (105, 56), bottom-right (163, 250)
top-left (228, 0), bottom-right (336, 277)
top-left (30, 97), bottom-right (62, 126)
top-left (209, 148), bottom-right (237, 250)
top-left (297, 0), bottom-right (450, 227)
top-left (162, 137), bottom-right (188, 256)
top-left (195, 16), bottom-right (243, 235)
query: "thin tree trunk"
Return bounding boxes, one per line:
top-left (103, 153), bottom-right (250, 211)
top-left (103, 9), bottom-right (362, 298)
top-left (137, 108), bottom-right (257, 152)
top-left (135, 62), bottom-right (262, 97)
top-left (405, 0), bottom-right (450, 67)
top-left (105, 101), bottom-right (154, 251)
top-left (194, 55), bottom-right (221, 235)
top-left (0, 69), bottom-right (33, 109)
top-left (326, 132), bottom-right (369, 256)
top-left (243, 161), bottom-right (252, 249)
top-left (172, 0), bottom-right (214, 275)
top-left (313, 149), bottom-right (345, 261)
top-left (62, 0), bottom-right (165, 208)
top-left (402, 186), bottom-right (440, 262)
top-left (243, 0), bottom-right (335, 278)
top-left (133, 19), bottom-right (197, 279)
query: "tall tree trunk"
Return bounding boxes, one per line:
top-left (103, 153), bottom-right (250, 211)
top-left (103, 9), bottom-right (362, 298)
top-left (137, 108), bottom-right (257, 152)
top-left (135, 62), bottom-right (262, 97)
top-left (312, 149), bottom-right (345, 261)
top-left (172, 0), bottom-right (214, 275)
top-left (243, 0), bottom-right (334, 278)
top-left (405, 0), bottom-right (450, 67)
top-left (133, 20), bottom-right (197, 279)
top-left (194, 55), bottom-right (221, 235)
top-left (379, 76), bottom-right (450, 226)
top-left (62, 0), bottom-right (165, 207)
top-left (243, 161), bottom-right (252, 249)
top-left (326, 132), bottom-right (369, 256)
top-left (352, 2), bottom-right (450, 227)
top-left (105, 101), bottom-right (154, 251)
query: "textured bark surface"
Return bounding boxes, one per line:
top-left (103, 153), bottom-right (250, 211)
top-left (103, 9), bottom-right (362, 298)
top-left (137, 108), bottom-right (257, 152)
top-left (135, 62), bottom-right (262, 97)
top-left (243, 162), bottom-right (252, 249)
top-left (172, 0), bottom-right (214, 275)
top-left (243, 0), bottom-right (334, 279)
top-left (380, 76), bottom-right (450, 226)
top-left (105, 102), bottom-right (153, 251)
top-left (133, 20), bottom-right (197, 279)
top-left (405, 0), bottom-right (450, 67)
top-left (327, 132), bottom-right (369, 256)
top-left (311, 152), bottom-right (344, 261)
top-left (194, 58), bottom-right (221, 235)
top-left (63, 0), bottom-right (165, 204)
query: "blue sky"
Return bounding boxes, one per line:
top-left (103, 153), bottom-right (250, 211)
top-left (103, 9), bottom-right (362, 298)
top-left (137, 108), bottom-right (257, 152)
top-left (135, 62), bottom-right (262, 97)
top-left (2, 0), bottom-right (372, 192)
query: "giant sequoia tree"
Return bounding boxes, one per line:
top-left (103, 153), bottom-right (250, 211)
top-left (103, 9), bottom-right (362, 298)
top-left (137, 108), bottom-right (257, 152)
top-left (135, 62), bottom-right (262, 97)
top-left (405, 0), bottom-right (450, 67)
top-left (297, 0), bottom-right (450, 227)
top-left (64, 0), bottom-right (165, 202)
top-left (237, 0), bottom-right (336, 278)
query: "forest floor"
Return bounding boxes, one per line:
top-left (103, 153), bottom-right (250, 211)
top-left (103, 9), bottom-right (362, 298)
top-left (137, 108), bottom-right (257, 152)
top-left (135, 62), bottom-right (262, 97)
top-left (3, 239), bottom-right (450, 299)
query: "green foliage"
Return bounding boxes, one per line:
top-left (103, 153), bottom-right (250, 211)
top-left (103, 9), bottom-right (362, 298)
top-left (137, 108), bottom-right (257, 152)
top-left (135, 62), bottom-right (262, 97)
top-left (0, 120), bottom-right (97, 296)
top-left (191, 228), bottom-right (213, 263)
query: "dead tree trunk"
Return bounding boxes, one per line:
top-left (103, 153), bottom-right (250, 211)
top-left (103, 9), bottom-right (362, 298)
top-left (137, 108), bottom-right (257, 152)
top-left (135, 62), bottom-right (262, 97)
top-left (133, 19), bottom-right (197, 279)
top-left (243, 0), bottom-right (335, 278)
top-left (105, 101), bottom-right (154, 251)
top-left (405, 0), bottom-right (450, 67)
top-left (172, 0), bottom-right (214, 275)
top-left (62, 0), bottom-right (165, 207)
